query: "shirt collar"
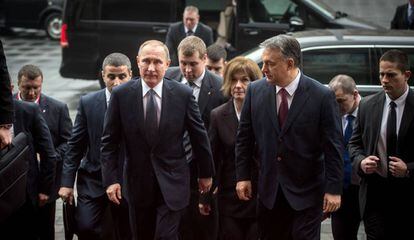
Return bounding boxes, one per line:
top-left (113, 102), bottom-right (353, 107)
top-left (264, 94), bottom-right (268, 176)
top-left (105, 88), bottom-right (111, 106)
top-left (275, 70), bottom-right (301, 96)
top-left (142, 79), bottom-right (163, 98)
top-left (185, 24), bottom-right (198, 34)
top-left (385, 84), bottom-right (409, 108)
top-left (17, 91), bottom-right (40, 104)
top-left (181, 69), bottom-right (205, 88)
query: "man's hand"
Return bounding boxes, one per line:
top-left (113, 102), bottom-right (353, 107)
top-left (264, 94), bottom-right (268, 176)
top-left (389, 156), bottom-right (408, 178)
top-left (198, 177), bottom-right (212, 194)
top-left (106, 183), bottom-right (122, 205)
top-left (236, 180), bottom-right (252, 201)
top-left (59, 187), bottom-right (74, 205)
top-left (198, 203), bottom-right (211, 216)
top-left (360, 155), bottom-right (380, 174)
top-left (323, 193), bottom-right (341, 213)
top-left (38, 193), bottom-right (49, 207)
top-left (0, 127), bottom-right (12, 149)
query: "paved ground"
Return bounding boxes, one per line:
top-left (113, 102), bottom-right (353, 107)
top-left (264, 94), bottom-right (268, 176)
top-left (1, 1), bottom-right (406, 239)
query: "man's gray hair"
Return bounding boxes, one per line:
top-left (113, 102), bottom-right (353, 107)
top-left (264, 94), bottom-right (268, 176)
top-left (260, 34), bottom-right (302, 68)
top-left (184, 5), bottom-right (199, 15)
top-left (102, 52), bottom-right (132, 71)
top-left (328, 74), bottom-right (357, 95)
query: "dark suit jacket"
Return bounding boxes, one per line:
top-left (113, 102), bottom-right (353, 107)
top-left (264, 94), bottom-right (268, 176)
top-left (348, 90), bottom-right (414, 216)
top-left (391, 4), bottom-right (414, 29)
top-left (61, 89), bottom-right (107, 198)
top-left (101, 78), bottom-right (214, 211)
top-left (165, 67), bottom-right (225, 129)
top-left (13, 100), bottom-right (56, 203)
top-left (165, 22), bottom-right (214, 66)
top-left (209, 100), bottom-right (257, 218)
top-left (0, 40), bottom-right (13, 124)
top-left (235, 75), bottom-right (344, 211)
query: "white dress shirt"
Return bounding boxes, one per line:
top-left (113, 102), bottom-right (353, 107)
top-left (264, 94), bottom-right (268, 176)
top-left (275, 70), bottom-right (301, 113)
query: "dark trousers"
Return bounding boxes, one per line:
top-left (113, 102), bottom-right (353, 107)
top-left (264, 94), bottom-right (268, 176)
top-left (219, 215), bottom-right (257, 240)
top-left (38, 200), bottom-right (56, 240)
top-left (258, 190), bottom-right (322, 240)
top-left (363, 175), bottom-right (414, 240)
top-left (331, 184), bottom-right (361, 240)
top-left (76, 193), bottom-right (114, 240)
top-left (111, 198), bottom-right (132, 240)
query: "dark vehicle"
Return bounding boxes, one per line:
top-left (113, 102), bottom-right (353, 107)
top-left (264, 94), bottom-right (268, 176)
top-left (59, 0), bottom-right (381, 81)
top-left (0, 0), bottom-right (63, 40)
top-left (243, 29), bottom-right (414, 96)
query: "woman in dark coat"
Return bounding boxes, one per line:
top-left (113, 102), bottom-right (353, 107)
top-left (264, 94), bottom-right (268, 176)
top-left (209, 56), bottom-right (262, 240)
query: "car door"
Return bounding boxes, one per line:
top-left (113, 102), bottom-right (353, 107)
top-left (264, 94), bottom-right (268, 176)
top-left (4, 0), bottom-right (45, 27)
top-left (235, 0), bottom-right (291, 54)
top-left (98, 0), bottom-right (176, 78)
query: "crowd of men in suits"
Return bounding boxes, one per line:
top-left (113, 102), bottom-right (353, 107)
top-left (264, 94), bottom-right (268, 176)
top-left (1, 2), bottom-right (414, 240)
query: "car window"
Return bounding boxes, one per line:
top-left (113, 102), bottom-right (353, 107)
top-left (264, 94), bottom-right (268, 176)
top-left (248, 0), bottom-right (295, 23)
top-left (302, 48), bottom-right (372, 85)
top-left (101, 0), bottom-right (172, 22)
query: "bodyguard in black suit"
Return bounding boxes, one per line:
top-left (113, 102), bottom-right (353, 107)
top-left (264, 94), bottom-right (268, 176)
top-left (349, 50), bottom-right (414, 239)
top-left (0, 39), bottom-right (13, 149)
top-left (391, 1), bottom-right (414, 29)
top-left (165, 6), bottom-right (214, 66)
top-left (165, 36), bottom-right (225, 240)
top-left (209, 57), bottom-right (263, 240)
top-left (2, 99), bottom-right (56, 240)
top-left (59, 53), bottom-right (133, 240)
top-left (15, 64), bottom-right (73, 240)
top-left (235, 35), bottom-right (344, 240)
top-left (102, 40), bottom-right (214, 240)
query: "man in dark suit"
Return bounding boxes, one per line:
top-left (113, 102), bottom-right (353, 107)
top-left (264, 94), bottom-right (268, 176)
top-left (59, 53), bottom-right (132, 240)
top-left (349, 49), bottom-right (414, 239)
top-left (165, 36), bottom-right (225, 240)
top-left (0, 39), bottom-right (13, 149)
top-left (328, 75), bottom-right (362, 240)
top-left (391, 0), bottom-right (414, 29)
top-left (15, 64), bottom-right (73, 240)
top-left (2, 99), bottom-right (56, 240)
top-left (165, 6), bottom-right (214, 66)
top-left (102, 40), bottom-right (214, 240)
top-left (235, 34), bottom-right (344, 240)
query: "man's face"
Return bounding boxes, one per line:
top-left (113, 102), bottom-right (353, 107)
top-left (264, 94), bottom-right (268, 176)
top-left (379, 60), bottom-right (410, 100)
top-left (206, 58), bottom-right (225, 77)
top-left (179, 51), bottom-right (206, 81)
top-left (18, 75), bottom-right (42, 102)
top-left (137, 44), bottom-right (170, 88)
top-left (102, 65), bottom-right (132, 92)
top-left (334, 88), bottom-right (358, 116)
top-left (183, 10), bottom-right (199, 30)
top-left (231, 72), bottom-right (251, 101)
top-left (261, 48), bottom-right (290, 86)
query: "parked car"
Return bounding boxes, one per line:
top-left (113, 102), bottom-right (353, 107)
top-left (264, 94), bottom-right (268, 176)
top-left (0, 0), bottom-right (63, 40)
top-left (59, 0), bottom-right (381, 83)
top-left (243, 29), bottom-right (414, 96)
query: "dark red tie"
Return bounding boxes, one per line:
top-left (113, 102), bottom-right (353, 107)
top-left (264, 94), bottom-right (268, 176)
top-left (278, 88), bottom-right (288, 128)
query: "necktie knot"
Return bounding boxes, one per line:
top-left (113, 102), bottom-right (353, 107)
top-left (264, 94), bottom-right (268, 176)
top-left (186, 30), bottom-right (194, 36)
top-left (346, 114), bottom-right (355, 123)
top-left (389, 101), bottom-right (396, 109)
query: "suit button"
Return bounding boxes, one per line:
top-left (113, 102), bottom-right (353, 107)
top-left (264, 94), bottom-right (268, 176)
top-left (277, 156), bottom-right (282, 161)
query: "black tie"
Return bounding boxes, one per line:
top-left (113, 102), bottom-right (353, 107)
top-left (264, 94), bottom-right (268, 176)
top-left (145, 89), bottom-right (158, 147)
top-left (186, 29), bottom-right (194, 37)
top-left (387, 101), bottom-right (397, 176)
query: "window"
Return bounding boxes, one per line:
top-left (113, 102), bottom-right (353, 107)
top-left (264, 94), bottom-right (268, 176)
top-left (302, 48), bottom-right (372, 85)
top-left (101, 0), bottom-right (172, 22)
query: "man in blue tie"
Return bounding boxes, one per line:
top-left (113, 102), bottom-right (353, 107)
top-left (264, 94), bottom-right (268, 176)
top-left (391, 0), bottom-right (414, 29)
top-left (328, 75), bottom-right (361, 240)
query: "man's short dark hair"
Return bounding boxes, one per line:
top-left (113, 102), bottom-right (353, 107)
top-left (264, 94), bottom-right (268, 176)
top-left (102, 52), bottom-right (132, 70)
top-left (17, 65), bottom-right (43, 85)
top-left (380, 49), bottom-right (410, 72)
top-left (207, 44), bottom-right (227, 62)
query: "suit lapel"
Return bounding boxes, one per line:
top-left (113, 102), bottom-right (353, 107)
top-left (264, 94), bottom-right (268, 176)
top-left (280, 75), bottom-right (310, 136)
top-left (128, 79), bottom-right (145, 139)
top-left (370, 92), bottom-right (386, 154)
top-left (198, 71), bottom-right (211, 115)
top-left (398, 89), bottom-right (414, 146)
top-left (222, 100), bottom-right (238, 135)
top-left (265, 82), bottom-right (280, 134)
top-left (156, 79), bottom-right (174, 147)
top-left (95, 90), bottom-right (107, 134)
